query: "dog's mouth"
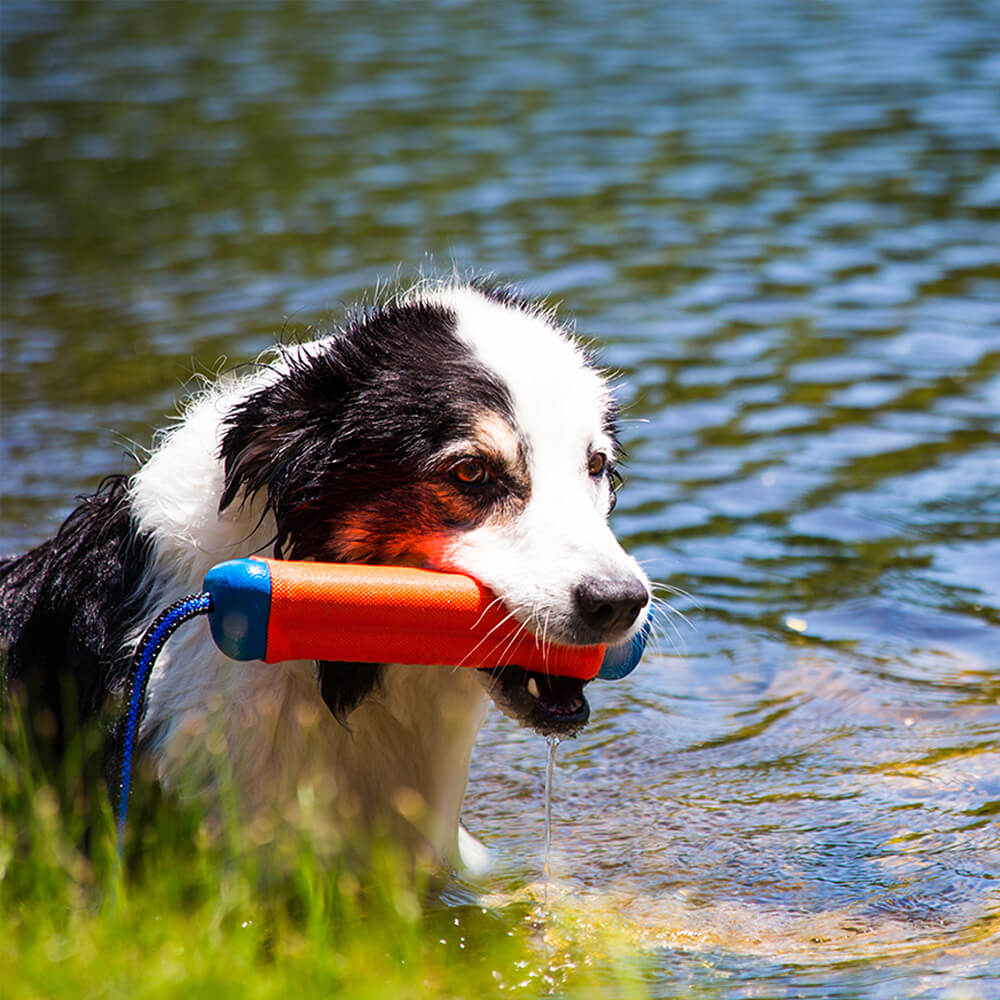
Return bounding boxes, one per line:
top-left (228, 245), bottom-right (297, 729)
top-left (478, 665), bottom-right (590, 738)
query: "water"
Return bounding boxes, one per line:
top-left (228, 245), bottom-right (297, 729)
top-left (2, 1), bottom-right (999, 995)
top-left (541, 736), bottom-right (561, 910)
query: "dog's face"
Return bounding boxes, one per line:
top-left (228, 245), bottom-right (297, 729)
top-left (219, 282), bottom-right (650, 737)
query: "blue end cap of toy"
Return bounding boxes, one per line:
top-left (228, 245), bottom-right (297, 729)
top-left (203, 559), bottom-right (272, 661)
top-left (598, 618), bottom-right (650, 680)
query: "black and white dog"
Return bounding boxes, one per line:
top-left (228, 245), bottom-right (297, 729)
top-left (1, 280), bottom-right (650, 869)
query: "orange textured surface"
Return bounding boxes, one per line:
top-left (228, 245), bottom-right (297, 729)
top-left (260, 558), bottom-right (603, 678)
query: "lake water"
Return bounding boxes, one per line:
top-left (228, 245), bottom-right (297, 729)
top-left (2, 2), bottom-right (999, 996)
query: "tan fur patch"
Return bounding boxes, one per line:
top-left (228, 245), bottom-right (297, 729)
top-left (326, 411), bottom-right (531, 563)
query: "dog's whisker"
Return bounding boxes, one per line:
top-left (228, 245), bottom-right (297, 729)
top-left (476, 608), bottom-right (531, 669)
top-left (642, 571), bottom-right (702, 608)
top-left (469, 602), bottom-right (534, 676)
top-left (456, 606), bottom-right (523, 668)
top-left (495, 630), bottom-right (527, 674)
top-left (541, 608), bottom-right (553, 663)
top-left (526, 597), bottom-right (545, 660)
top-left (642, 598), bottom-right (691, 656)
top-left (448, 594), bottom-right (512, 674)
top-left (651, 594), bottom-right (696, 633)
top-left (467, 593), bottom-right (509, 634)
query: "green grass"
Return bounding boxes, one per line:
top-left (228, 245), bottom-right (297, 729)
top-left (1, 702), bottom-right (651, 1000)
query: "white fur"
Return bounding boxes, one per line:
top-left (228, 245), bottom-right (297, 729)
top-left (129, 283), bottom-right (649, 869)
top-left (428, 287), bottom-right (646, 644)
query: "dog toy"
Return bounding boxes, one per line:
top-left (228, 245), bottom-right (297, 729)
top-left (205, 557), bottom-right (612, 679)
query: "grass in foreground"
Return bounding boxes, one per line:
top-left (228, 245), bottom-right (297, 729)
top-left (0, 703), bottom-right (651, 1000)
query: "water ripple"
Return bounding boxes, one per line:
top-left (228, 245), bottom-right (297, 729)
top-left (3, 1), bottom-right (999, 993)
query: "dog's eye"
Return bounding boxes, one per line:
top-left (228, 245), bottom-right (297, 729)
top-left (451, 458), bottom-right (491, 487)
top-left (588, 452), bottom-right (608, 478)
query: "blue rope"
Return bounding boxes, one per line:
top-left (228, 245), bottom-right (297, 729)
top-left (116, 592), bottom-right (212, 851)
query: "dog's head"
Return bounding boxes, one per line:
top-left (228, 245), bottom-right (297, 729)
top-left (219, 281), bottom-right (650, 737)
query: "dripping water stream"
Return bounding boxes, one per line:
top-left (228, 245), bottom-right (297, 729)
top-left (542, 735), bottom-right (561, 908)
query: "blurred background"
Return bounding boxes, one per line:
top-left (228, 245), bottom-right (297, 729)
top-left (2, 1), bottom-right (999, 996)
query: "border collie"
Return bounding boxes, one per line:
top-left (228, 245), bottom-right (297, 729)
top-left (1, 279), bottom-right (650, 869)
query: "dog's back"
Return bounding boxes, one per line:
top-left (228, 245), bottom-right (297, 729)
top-left (1, 476), bottom-right (153, 763)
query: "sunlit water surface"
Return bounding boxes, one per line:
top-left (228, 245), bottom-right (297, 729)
top-left (3, 2), bottom-right (999, 996)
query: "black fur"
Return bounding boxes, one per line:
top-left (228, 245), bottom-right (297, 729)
top-left (219, 299), bottom-right (515, 555)
top-left (1, 476), bottom-right (154, 762)
top-left (317, 660), bottom-right (384, 724)
top-left (469, 275), bottom-right (546, 318)
top-left (219, 300), bottom-right (518, 721)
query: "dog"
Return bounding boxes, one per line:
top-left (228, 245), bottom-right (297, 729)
top-left (1, 279), bottom-right (650, 870)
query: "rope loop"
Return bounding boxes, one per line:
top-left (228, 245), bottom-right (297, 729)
top-left (115, 592), bottom-right (212, 850)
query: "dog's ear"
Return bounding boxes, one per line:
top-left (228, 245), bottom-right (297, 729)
top-left (217, 351), bottom-right (357, 556)
top-left (217, 398), bottom-right (303, 559)
top-left (317, 660), bottom-right (385, 725)
top-left (218, 410), bottom-right (289, 517)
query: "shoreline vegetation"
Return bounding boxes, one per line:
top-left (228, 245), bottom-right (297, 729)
top-left (0, 700), bottom-right (650, 1000)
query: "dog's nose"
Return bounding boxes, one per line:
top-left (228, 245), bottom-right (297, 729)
top-left (573, 576), bottom-right (649, 637)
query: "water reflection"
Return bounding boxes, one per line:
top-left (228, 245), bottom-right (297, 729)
top-left (3, 1), bottom-right (999, 995)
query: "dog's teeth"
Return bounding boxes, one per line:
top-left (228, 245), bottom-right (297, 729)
top-left (527, 677), bottom-right (540, 699)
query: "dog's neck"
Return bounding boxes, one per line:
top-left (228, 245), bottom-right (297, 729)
top-left (322, 664), bottom-right (491, 862)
